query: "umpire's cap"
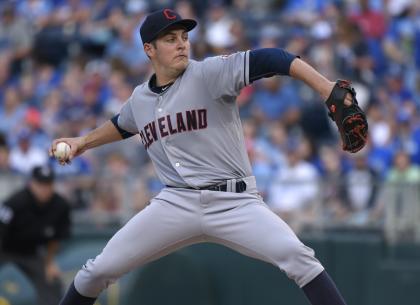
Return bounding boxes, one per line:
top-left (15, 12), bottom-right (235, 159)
top-left (31, 165), bottom-right (55, 184)
top-left (140, 9), bottom-right (197, 44)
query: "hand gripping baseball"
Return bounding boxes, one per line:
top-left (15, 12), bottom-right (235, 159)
top-left (325, 80), bottom-right (368, 153)
top-left (49, 137), bottom-right (87, 165)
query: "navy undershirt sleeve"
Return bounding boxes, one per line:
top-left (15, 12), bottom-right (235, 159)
top-left (249, 48), bottom-right (298, 83)
top-left (110, 114), bottom-right (136, 139)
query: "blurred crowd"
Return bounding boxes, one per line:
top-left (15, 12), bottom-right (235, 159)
top-left (0, 0), bottom-right (420, 235)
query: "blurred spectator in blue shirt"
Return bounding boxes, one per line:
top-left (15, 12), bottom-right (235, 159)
top-left (84, 59), bottom-right (111, 105)
top-left (317, 145), bottom-right (349, 224)
top-left (23, 107), bottom-right (51, 150)
top-left (9, 128), bottom-right (48, 175)
top-left (335, 18), bottom-right (375, 84)
top-left (0, 3), bottom-right (34, 74)
top-left (0, 53), bottom-right (12, 102)
top-left (106, 20), bottom-right (149, 78)
top-left (0, 86), bottom-right (27, 140)
top-left (349, 0), bottom-right (388, 76)
top-left (384, 1), bottom-right (418, 66)
top-left (18, 72), bottom-right (40, 107)
top-left (17, 0), bottom-right (53, 29)
top-left (384, 66), bottom-right (416, 114)
top-left (105, 70), bottom-right (134, 116)
top-left (41, 89), bottom-right (64, 138)
top-left (365, 101), bottom-right (395, 177)
top-left (204, 1), bottom-right (235, 55)
top-left (267, 141), bottom-right (319, 232)
top-left (33, 64), bottom-right (62, 102)
top-left (251, 77), bottom-right (302, 125)
top-left (389, 111), bottom-right (420, 165)
top-left (343, 149), bottom-right (379, 226)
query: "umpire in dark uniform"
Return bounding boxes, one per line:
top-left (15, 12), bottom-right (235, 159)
top-left (0, 165), bottom-right (71, 305)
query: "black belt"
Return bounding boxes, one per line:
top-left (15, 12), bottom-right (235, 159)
top-left (167, 180), bottom-right (247, 193)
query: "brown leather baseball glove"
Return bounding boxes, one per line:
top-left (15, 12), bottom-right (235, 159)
top-left (325, 80), bottom-right (368, 153)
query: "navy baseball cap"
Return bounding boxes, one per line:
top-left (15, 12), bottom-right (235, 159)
top-left (31, 165), bottom-right (55, 183)
top-left (140, 9), bottom-right (197, 44)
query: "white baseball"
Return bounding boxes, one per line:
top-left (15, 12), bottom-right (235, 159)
top-left (54, 142), bottom-right (71, 160)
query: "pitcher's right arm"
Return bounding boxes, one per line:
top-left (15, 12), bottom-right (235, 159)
top-left (49, 118), bottom-right (131, 164)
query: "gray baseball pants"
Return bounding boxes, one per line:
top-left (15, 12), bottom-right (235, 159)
top-left (74, 176), bottom-right (324, 297)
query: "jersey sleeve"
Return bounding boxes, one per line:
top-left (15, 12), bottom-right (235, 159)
top-left (117, 95), bottom-right (139, 134)
top-left (249, 48), bottom-right (297, 82)
top-left (201, 51), bottom-right (250, 99)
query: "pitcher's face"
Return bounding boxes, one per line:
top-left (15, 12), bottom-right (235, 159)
top-left (145, 27), bottom-right (190, 75)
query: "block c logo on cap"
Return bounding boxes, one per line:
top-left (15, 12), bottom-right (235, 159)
top-left (163, 9), bottom-right (177, 20)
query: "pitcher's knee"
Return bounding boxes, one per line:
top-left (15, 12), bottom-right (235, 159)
top-left (74, 257), bottom-right (120, 297)
top-left (275, 241), bottom-right (324, 288)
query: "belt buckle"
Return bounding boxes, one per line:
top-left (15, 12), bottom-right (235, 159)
top-left (236, 180), bottom-right (247, 193)
top-left (208, 180), bottom-right (246, 192)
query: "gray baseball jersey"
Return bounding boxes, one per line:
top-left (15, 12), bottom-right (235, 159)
top-left (118, 51), bottom-right (252, 188)
top-left (72, 51), bottom-right (324, 299)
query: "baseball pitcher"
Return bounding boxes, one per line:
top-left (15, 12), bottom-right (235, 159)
top-left (51, 9), bottom-right (367, 305)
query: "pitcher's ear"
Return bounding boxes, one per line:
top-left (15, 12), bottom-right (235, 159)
top-left (144, 43), bottom-right (153, 58)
